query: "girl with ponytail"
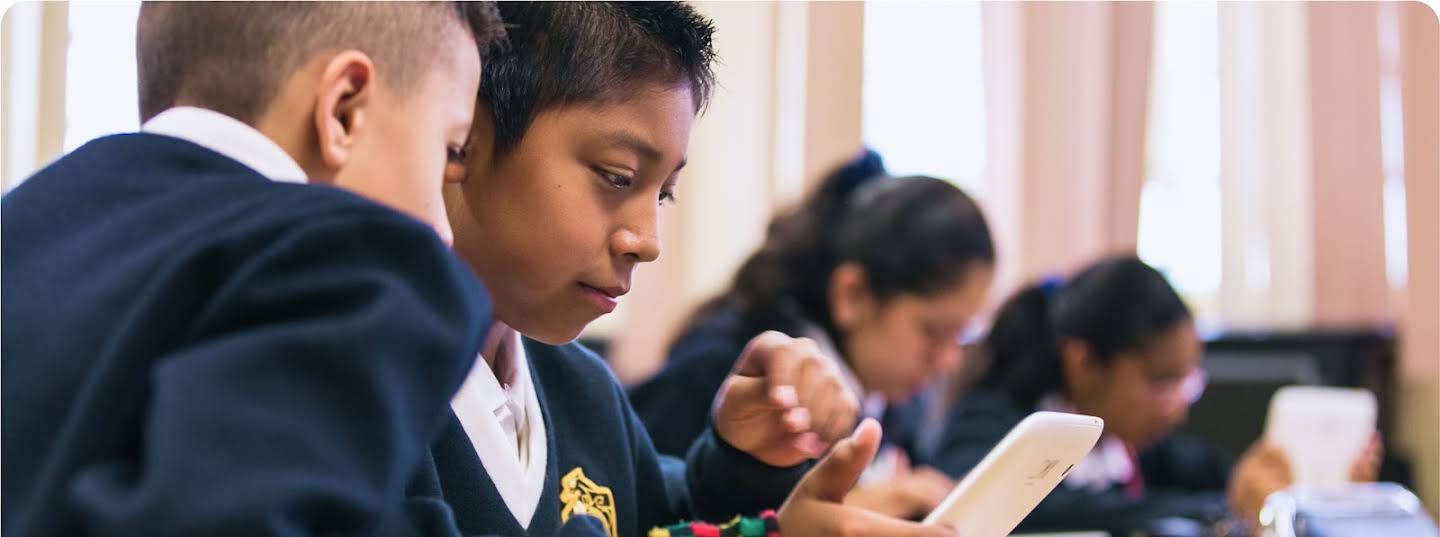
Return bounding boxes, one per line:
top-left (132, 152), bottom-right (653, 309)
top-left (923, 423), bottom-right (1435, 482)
top-left (631, 148), bottom-right (997, 520)
top-left (933, 255), bottom-right (1377, 535)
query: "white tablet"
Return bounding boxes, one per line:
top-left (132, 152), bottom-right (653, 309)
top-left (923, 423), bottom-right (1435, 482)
top-left (923, 411), bottom-right (1104, 536)
top-left (1264, 386), bottom-right (1376, 486)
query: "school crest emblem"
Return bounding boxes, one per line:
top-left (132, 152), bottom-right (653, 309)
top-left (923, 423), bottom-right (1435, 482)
top-left (560, 467), bottom-right (618, 537)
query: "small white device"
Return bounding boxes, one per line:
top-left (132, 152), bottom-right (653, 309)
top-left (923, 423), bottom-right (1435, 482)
top-left (923, 411), bottom-right (1104, 536)
top-left (1261, 482), bottom-right (1438, 537)
top-left (1264, 386), bottom-right (1377, 486)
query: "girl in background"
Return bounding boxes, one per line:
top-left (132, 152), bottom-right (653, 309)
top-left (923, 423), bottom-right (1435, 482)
top-left (932, 255), bottom-right (1379, 535)
top-left (632, 150), bottom-right (996, 520)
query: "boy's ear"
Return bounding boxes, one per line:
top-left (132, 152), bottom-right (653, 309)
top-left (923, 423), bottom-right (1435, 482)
top-left (828, 262), bottom-right (875, 332)
top-left (314, 51), bottom-right (375, 173)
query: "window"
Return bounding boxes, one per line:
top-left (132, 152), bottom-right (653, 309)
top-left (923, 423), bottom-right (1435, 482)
top-left (1377, 2), bottom-right (1408, 290)
top-left (63, 1), bottom-right (141, 153)
top-left (861, 1), bottom-right (987, 196)
top-left (1137, 2), bottom-right (1223, 307)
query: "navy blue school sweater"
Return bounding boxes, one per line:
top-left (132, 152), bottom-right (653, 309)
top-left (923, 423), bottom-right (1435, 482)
top-left (629, 306), bottom-right (926, 462)
top-left (2, 133), bottom-right (491, 537)
top-left (931, 389), bottom-right (1232, 536)
top-left (376, 339), bottom-right (808, 537)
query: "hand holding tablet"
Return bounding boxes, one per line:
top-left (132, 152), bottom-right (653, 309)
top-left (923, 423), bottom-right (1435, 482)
top-left (1264, 386), bottom-right (1377, 486)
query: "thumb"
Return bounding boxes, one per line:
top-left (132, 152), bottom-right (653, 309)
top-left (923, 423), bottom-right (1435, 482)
top-left (731, 331), bottom-right (792, 378)
top-left (795, 418), bottom-right (883, 502)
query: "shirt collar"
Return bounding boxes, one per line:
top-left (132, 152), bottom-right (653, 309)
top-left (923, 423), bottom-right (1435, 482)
top-left (141, 106), bottom-right (308, 184)
top-left (460, 330), bottom-right (531, 416)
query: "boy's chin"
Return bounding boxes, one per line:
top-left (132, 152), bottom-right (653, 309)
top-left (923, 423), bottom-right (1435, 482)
top-left (509, 316), bottom-right (594, 346)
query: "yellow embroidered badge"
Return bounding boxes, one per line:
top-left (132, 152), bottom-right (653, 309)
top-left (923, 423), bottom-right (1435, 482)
top-left (560, 467), bottom-right (618, 537)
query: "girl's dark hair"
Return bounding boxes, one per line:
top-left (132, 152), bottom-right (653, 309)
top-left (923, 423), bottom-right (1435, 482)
top-left (979, 255), bottom-right (1192, 406)
top-left (688, 148), bottom-right (996, 345)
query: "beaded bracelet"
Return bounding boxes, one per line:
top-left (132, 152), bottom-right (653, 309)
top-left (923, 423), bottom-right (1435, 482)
top-left (647, 509), bottom-right (779, 537)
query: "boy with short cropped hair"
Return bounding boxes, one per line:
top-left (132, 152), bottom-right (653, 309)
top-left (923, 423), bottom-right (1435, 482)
top-left (398, 3), bottom-right (957, 536)
top-left (2, 3), bottom-right (504, 536)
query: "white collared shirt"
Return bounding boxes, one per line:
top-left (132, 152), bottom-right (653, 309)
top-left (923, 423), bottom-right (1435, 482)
top-left (450, 331), bottom-right (548, 528)
top-left (141, 107), bottom-right (308, 184)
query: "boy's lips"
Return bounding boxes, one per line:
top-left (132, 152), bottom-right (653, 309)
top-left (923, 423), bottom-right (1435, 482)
top-left (578, 281), bottom-right (628, 297)
top-left (577, 282), bottom-right (627, 313)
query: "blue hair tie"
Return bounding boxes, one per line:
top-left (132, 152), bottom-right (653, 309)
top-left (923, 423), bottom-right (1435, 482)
top-left (833, 147), bottom-right (888, 202)
top-left (1038, 275), bottom-right (1064, 298)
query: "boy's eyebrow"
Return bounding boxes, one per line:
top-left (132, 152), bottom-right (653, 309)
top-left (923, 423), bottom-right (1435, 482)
top-left (602, 130), bottom-right (687, 173)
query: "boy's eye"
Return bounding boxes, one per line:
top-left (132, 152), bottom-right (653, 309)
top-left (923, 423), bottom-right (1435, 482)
top-left (593, 168), bottom-right (634, 190)
top-left (658, 187), bottom-right (678, 206)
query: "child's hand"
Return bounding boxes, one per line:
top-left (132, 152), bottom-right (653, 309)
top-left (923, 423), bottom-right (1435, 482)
top-left (845, 460), bottom-right (954, 520)
top-left (1227, 441), bottom-right (1293, 527)
top-left (712, 331), bottom-right (861, 467)
top-left (1348, 433), bottom-right (1383, 482)
top-left (778, 419), bottom-right (958, 537)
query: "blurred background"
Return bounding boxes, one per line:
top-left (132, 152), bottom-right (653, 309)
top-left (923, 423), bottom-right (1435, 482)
top-left (3, 0), bottom-right (1436, 517)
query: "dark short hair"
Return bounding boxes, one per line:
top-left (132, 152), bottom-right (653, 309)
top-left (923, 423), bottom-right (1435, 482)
top-left (136, 1), bottom-right (505, 124)
top-left (480, 1), bottom-right (718, 156)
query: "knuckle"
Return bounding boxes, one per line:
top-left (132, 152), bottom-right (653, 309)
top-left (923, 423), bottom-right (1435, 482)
top-left (751, 331), bottom-right (785, 350)
top-left (762, 330), bottom-right (791, 343)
